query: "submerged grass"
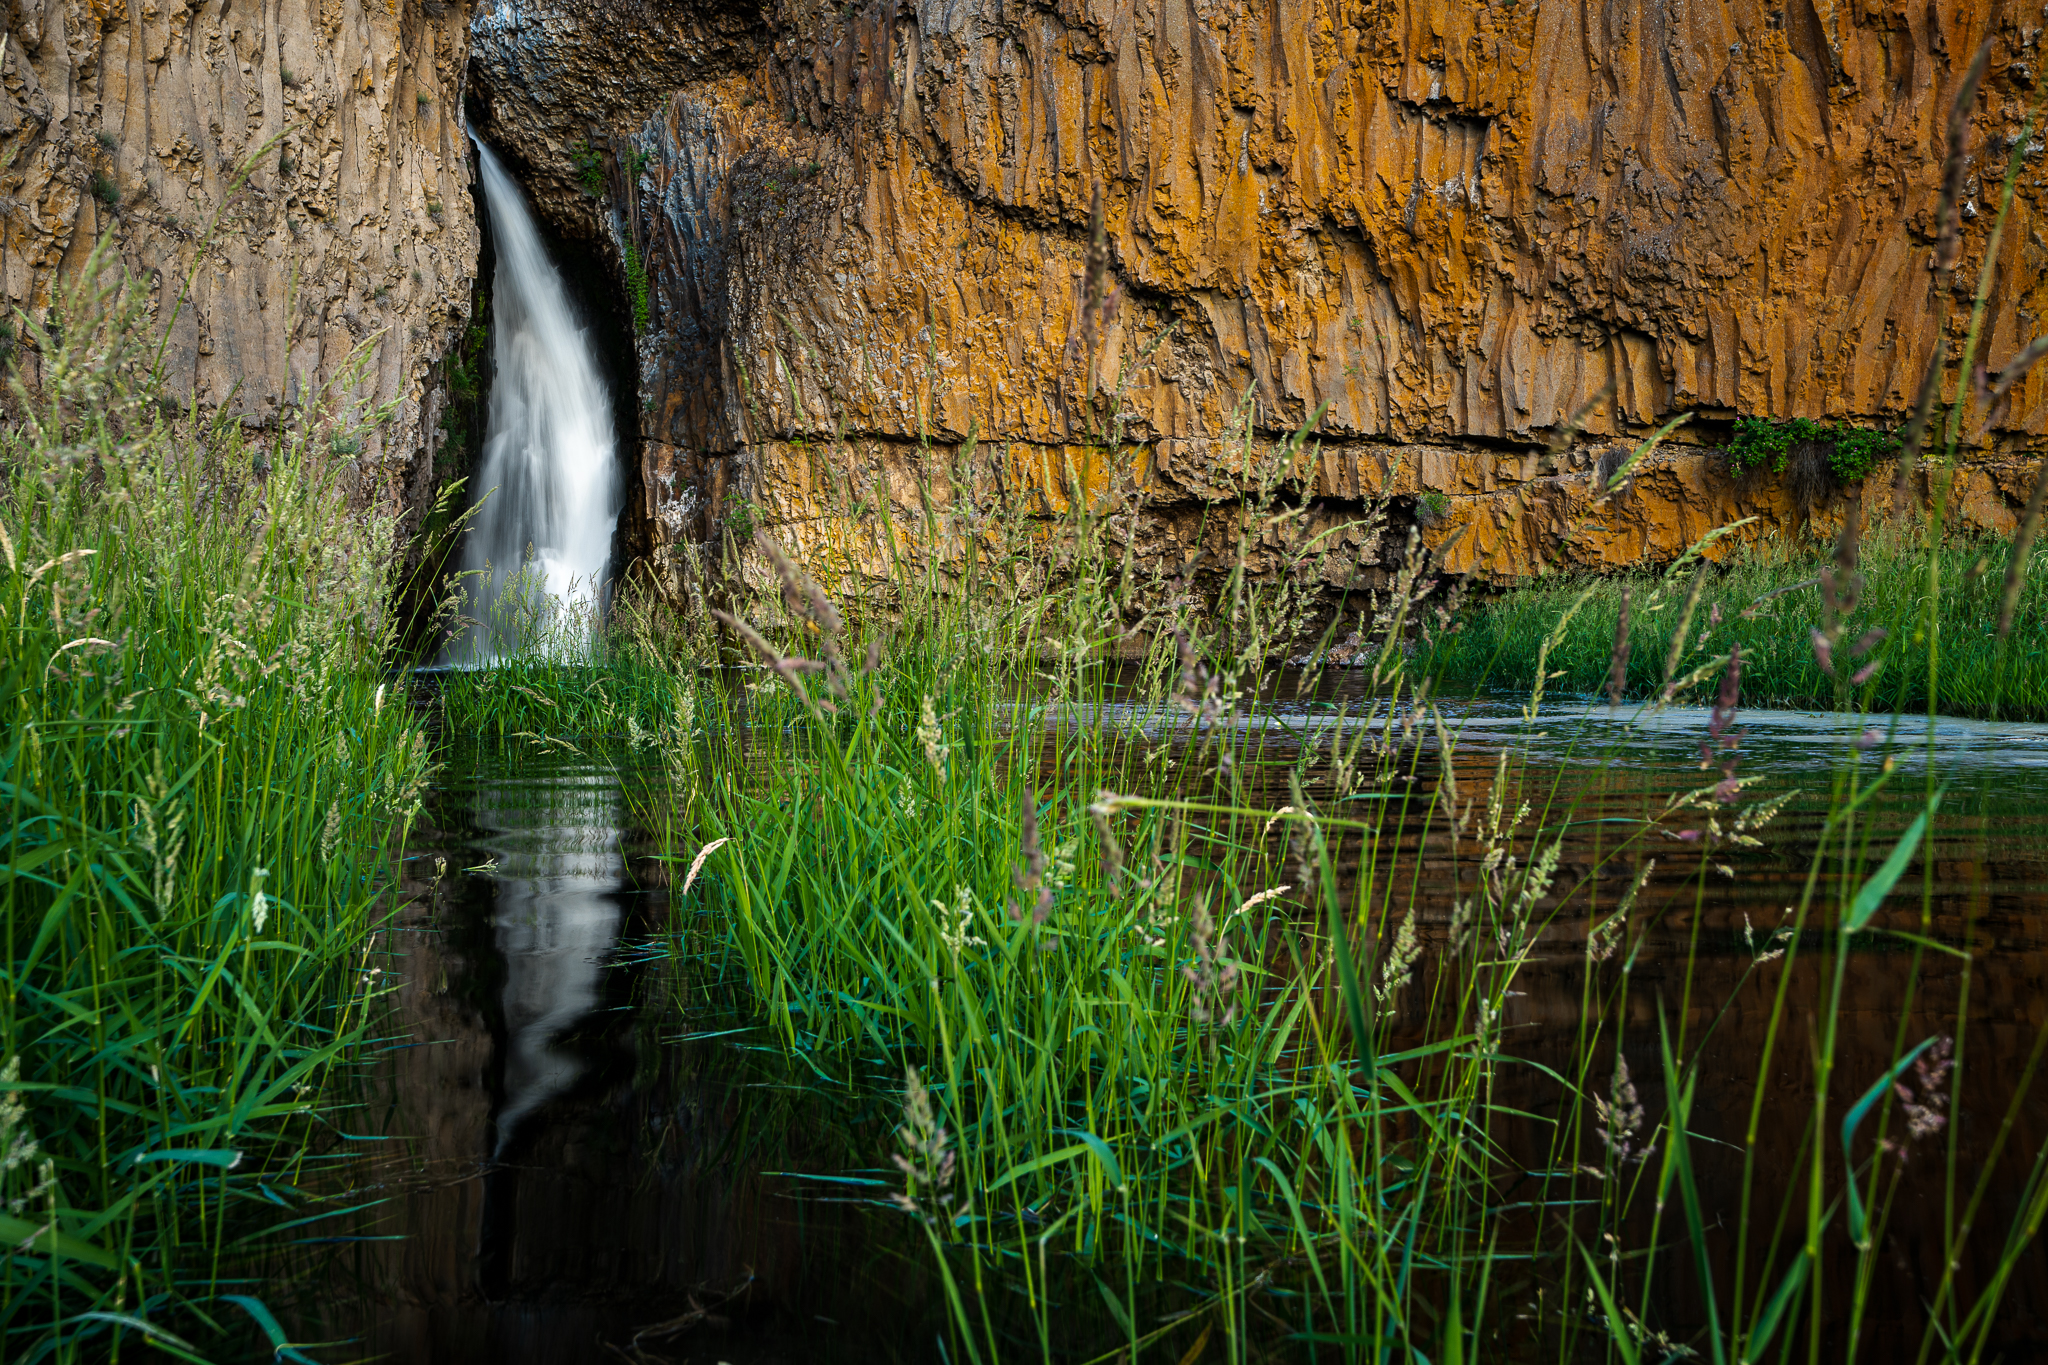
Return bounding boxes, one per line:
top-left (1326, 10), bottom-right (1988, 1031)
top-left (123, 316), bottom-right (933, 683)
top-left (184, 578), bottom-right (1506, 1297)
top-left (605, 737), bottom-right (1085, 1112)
top-left (1, 247), bottom-right (430, 1359)
top-left (1428, 520), bottom-right (2048, 720)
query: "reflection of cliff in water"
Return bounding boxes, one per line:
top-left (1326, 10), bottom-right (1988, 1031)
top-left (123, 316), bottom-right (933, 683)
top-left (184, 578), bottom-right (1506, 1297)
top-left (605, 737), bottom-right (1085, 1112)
top-left (306, 746), bottom-right (920, 1365)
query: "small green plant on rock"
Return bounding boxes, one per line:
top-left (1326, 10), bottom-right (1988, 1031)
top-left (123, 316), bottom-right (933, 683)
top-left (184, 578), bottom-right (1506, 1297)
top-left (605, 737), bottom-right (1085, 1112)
top-left (622, 236), bottom-right (651, 331)
top-left (572, 141), bottom-right (606, 197)
top-left (438, 320), bottom-right (489, 474)
top-left (88, 171), bottom-right (121, 208)
top-left (1727, 415), bottom-right (1899, 483)
top-left (724, 497), bottom-right (758, 541)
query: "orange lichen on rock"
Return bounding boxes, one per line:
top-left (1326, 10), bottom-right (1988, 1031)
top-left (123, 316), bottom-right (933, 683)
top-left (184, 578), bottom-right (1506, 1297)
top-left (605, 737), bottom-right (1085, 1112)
top-left (465, 0), bottom-right (2048, 588)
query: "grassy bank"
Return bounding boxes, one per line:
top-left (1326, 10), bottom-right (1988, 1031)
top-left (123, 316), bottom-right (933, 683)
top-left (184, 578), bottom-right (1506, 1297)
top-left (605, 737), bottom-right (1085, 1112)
top-left (1, 251), bottom-right (429, 1359)
top-left (428, 588), bottom-right (697, 744)
top-left (1428, 519), bottom-right (2048, 720)
top-left (606, 483), bottom-right (2048, 1360)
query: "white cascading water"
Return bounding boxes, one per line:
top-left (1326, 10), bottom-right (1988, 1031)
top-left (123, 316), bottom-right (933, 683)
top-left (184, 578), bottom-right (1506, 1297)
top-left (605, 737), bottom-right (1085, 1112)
top-left (453, 138), bottom-right (623, 662)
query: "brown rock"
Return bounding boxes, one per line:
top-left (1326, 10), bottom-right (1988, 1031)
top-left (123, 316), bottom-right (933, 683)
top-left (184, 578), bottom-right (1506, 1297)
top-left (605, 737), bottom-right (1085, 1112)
top-left (17, 0), bottom-right (2048, 594)
top-left (468, 0), bottom-right (2048, 592)
top-left (1, 0), bottom-right (479, 521)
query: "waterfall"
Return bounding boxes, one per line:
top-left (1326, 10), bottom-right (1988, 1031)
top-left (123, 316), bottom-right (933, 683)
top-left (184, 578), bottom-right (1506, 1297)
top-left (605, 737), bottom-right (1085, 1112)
top-left (453, 139), bottom-right (623, 662)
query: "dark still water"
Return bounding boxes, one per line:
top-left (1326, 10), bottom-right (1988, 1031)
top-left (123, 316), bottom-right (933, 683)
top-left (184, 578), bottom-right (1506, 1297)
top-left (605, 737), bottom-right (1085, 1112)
top-left (291, 747), bottom-right (922, 1363)
top-left (293, 697), bottom-right (2048, 1362)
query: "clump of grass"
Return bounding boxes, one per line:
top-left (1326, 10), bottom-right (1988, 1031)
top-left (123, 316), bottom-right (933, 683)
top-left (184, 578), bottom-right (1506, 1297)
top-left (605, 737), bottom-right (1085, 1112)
top-left (0, 242), bottom-right (430, 1357)
top-left (1428, 517), bottom-right (2048, 719)
top-left (87, 170), bottom-right (121, 208)
top-left (622, 235), bottom-right (651, 331)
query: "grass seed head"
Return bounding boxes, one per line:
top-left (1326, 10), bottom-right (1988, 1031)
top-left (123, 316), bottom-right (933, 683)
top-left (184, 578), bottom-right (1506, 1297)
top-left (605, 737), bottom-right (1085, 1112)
top-left (1008, 796), bottom-right (1053, 924)
top-left (1375, 909), bottom-right (1421, 1008)
top-left (1594, 1055), bottom-right (1651, 1166)
top-left (890, 1065), bottom-right (957, 1224)
top-left (1181, 895), bottom-right (1241, 1026)
top-left (917, 694), bottom-right (949, 778)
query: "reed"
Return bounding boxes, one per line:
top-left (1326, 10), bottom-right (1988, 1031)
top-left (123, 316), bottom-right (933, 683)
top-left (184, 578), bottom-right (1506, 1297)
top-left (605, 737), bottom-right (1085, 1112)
top-left (594, 51), bottom-right (2048, 1356)
top-left (1, 244), bottom-right (430, 1360)
top-left (1427, 520), bottom-right (2048, 721)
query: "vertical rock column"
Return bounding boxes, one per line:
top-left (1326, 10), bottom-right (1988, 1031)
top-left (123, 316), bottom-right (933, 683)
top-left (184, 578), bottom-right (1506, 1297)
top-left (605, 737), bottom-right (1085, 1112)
top-left (1, 0), bottom-right (480, 518)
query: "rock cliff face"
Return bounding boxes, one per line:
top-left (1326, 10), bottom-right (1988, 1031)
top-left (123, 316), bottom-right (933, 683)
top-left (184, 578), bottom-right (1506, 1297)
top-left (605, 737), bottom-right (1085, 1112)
top-left (12, 1), bottom-right (2048, 597)
top-left (471, 0), bottom-right (2048, 595)
top-left (1, 0), bottom-right (478, 520)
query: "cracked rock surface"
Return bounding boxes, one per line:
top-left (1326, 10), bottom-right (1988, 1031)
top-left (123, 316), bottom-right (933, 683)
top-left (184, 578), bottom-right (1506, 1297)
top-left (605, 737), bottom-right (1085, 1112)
top-left (472, 0), bottom-right (2048, 590)
top-left (13, 0), bottom-right (2048, 590)
top-left (2, 0), bottom-right (479, 520)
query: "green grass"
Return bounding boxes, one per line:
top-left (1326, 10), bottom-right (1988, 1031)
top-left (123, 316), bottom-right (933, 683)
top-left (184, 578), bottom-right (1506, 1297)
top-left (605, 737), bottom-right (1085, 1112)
top-left (611, 507), bottom-right (2048, 1361)
top-left (430, 575), bottom-right (700, 741)
top-left (492, 159), bottom-right (2048, 1356)
top-left (1428, 522), bottom-right (2048, 720)
top-left (1, 246), bottom-right (430, 1359)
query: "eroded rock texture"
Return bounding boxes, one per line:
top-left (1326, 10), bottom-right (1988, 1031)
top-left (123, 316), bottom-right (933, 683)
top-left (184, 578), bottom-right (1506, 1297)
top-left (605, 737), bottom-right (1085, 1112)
top-left (470, 0), bottom-right (2048, 592)
top-left (1, 0), bottom-right (478, 516)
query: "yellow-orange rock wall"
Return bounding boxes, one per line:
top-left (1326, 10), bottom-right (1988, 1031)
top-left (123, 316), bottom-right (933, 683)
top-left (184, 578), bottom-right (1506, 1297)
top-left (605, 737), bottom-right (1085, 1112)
top-left (476, 0), bottom-right (2048, 585)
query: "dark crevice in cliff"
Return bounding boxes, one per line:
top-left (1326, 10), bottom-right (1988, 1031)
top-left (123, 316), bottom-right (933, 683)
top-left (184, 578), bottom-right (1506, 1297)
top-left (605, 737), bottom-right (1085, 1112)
top-left (399, 154), bottom-right (498, 661)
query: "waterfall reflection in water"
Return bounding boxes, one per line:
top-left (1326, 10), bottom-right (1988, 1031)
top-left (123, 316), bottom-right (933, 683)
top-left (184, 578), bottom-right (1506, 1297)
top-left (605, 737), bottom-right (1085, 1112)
top-left (324, 745), bottom-right (899, 1365)
top-left (309, 688), bottom-right (2048, 1362)
top-left (478, 771), bottom-right (623, 1158)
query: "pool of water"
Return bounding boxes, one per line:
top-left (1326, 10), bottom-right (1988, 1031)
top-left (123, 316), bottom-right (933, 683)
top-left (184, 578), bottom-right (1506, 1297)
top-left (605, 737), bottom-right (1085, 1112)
top-left (300, 690), bottom-right (2048, 1361)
